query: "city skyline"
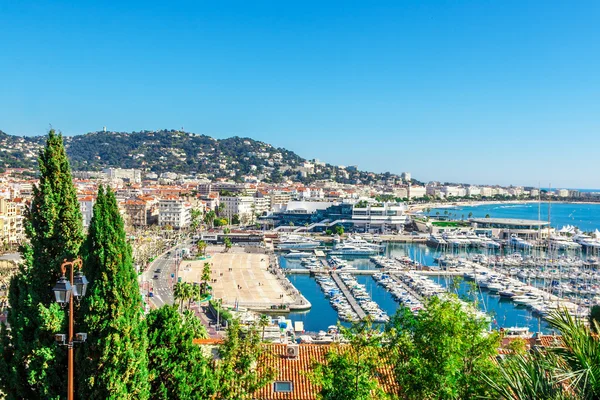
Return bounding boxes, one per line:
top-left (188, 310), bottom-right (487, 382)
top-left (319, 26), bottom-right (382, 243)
top-left (2, 1), bottom-right (600, 188)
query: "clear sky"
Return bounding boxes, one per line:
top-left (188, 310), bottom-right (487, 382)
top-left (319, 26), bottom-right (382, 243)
top-left (1, 1), bottom-right (599, 188)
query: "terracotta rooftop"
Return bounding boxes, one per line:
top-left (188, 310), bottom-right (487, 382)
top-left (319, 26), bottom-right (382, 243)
top-left (254, 344), bottom-right (398, 400)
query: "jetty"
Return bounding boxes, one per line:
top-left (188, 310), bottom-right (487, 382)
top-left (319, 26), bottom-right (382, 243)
top-left (330, 272), bottom-right (367, 319)
top-left (388, 273), bottom-right (425, 302)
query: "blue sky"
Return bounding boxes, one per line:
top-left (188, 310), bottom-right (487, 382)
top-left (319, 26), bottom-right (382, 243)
top-left (1, 1), bottom-right (599, 188)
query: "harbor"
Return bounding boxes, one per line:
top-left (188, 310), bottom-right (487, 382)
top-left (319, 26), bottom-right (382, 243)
top-left (275, 233), bottom-right (599, 335)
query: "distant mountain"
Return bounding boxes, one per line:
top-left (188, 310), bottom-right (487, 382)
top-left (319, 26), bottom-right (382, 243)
top-left (0, 129), bottom-right (405, 184)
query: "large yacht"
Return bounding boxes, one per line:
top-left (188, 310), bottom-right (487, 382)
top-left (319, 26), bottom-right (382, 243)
top-left (277, 234), bottom-right (321, 250)
top-left (329, 236), bottom-right (384, 256)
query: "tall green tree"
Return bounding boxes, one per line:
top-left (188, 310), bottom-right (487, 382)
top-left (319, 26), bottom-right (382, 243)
top-left (310, 318), bottom-right (384, 400)
top-left (0, 130), bottom-right (84, 399)
top-left (213, 319), bottom-right (276, 399)
top-left (77, 186), bottom-right (150, 399)
top-left (146, 305), bottom-right (215, 399)
top-left (386, 296), bottom-right (500, 399)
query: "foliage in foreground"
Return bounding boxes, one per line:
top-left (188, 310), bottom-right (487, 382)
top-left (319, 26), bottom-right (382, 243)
top-left (146, 305), bottom-right (215, 399)
top-left (0, 130), bottom-right (84, 399)
top-left (309, 318), bottom-right (387, 400)
top-left (77, 185), bottom-right (150, 399)
top-left (212, 319), bottom-right (276, 400)
top-left (386, 296), bottom-right (501, 400)
top-left (487, 308), bottom-right (600, 400)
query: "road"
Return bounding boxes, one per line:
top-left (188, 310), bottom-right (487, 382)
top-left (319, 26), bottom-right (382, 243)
top-left (140, 240), bottom-right (192, 308)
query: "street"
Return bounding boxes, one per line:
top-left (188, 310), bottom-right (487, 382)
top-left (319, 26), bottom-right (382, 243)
top-left (140, 240), bottom-right (192, 308)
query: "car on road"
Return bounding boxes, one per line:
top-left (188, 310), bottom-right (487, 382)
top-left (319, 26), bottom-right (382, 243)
top-left (153, 274), bottom-right (159, 279)
top-left (155, 268), bottom-right (161, 273)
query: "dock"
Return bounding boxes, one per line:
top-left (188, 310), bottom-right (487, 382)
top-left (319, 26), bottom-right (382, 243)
top-left (285, 268), bottom-right (380, 275)
top-left (330, 272), bottom-right (367, 319)
top-left (388, 273), bottom-right (424, 302)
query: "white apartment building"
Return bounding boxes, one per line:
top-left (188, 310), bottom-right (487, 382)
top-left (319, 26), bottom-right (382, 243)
top-left (351, 202), bottom-right (409, 233)
top-left (78, 196), bottom-right (95, 228)
top-left (253, 194), bottom-right (270, 217)
top-left (481, 187), bottom-right (493, 197)
top-left (158, 197), bottom-right (192, 229)
top-left (220, 196), bottom-right (256, 225)
top-left (103, 168), bottom-right (142, 184)
top-left (407, 185), bottom-right (427, 199)
top-left (467, 186), bottom-right (481, 197)
top-left (557, 189), bottom-right (570, 198)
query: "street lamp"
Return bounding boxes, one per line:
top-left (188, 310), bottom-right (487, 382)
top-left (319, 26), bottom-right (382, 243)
top-left (52, 258), bottom-right (88, 400)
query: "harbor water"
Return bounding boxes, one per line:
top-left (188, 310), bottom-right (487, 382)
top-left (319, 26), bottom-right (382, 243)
top-left (281, 243), bottom-right (558, 334)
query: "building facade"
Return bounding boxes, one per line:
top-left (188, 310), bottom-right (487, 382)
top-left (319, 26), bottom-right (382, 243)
top-left (158, 197), bottom-right (192, 229)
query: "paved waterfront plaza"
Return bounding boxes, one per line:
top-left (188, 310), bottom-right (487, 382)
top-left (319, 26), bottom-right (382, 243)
top-left (179, 251), bottom-right (294, 307)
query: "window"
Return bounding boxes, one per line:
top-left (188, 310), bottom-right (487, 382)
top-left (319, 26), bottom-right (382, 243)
top-left (274, 381), bottom-right (293, 393)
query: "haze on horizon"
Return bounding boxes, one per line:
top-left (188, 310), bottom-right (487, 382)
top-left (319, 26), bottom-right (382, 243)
top-left (1, 1), bottom-right (599, 189)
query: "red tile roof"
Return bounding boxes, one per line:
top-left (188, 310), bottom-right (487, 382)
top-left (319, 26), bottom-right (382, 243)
top-left (254, 344), bottom-right (398, 400)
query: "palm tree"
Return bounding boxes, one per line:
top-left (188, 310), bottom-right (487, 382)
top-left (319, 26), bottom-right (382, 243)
top-left (468, 212), bottom-right (473, 219)
top-left (187, 283), bottom-right (200, 309)
top-left (197, 240), bottom-right (207, 256)
top-left (224, 237), bottom-right (232, 252)
top-left (259, 314), bottom-right (270, 341)
top-left (174, 282), bottom-right (186, 312)
top-left (487, 309), bottom-right (600, 399)
top-left (201, 262), bottom-right (211, 295)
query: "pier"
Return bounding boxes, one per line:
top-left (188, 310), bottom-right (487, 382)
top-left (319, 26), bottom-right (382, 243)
top-left (285, 268), bottom-right (380, 275)
top-left (388, 273), bottom-right (425, 302)
top-left (330, 272), bottom-right (367, 319)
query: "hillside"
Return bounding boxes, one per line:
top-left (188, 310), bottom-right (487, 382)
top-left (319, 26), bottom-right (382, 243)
top-left (0, 129), bottom-right (402, 184)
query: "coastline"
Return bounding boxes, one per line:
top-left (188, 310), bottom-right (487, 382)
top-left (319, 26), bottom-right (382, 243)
top-left (408, 200), bottom-right (600, 213)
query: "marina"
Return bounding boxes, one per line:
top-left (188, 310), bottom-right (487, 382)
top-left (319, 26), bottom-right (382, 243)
top-left (280, 238), bottom-right (598, 335)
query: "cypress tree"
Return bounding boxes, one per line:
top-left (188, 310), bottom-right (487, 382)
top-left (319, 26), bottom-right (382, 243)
top-left (0, 130), bottom-right (84, 399)
top-left (77, 185), bottom-right (150, 399)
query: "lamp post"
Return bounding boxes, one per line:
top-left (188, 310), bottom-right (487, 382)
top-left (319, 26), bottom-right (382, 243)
top-left (52, 258), bottom-right (88, 400)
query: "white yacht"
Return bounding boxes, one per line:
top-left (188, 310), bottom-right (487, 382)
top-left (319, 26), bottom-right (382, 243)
top-left (277, 235), bottom-right (321, 250)
top-left (283, 250), bottom-right (313, 258)
top-left (509, 235), bottom-right (533, 249)
top-left (329, 236), bottom-right (384, 256)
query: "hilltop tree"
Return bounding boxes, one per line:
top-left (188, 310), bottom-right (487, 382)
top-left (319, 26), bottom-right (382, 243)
top-left (77, 186), bottom-right (150, 399)
top-left (0, 130), bottom-right (84, 399)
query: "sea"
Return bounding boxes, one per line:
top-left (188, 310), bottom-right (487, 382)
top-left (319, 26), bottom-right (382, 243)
top-left (275, 202), bottom-right (600, 335)
top-left (428, 202), bottom-right (600, 232)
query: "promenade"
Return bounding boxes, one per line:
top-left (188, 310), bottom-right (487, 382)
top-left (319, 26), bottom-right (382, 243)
top-left (179, 249), bottom-right (294, 309)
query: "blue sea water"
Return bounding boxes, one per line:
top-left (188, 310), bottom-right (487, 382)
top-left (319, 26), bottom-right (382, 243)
top-left (429, 202), bottom-right (600, 232)
top-left (281, 245), bottom-right (556, 334)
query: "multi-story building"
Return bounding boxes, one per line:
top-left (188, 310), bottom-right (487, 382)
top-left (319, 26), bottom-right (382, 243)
top-left (270, 191), bottom-right (292, 207)
top-left (0, 197), bottom-right (24, 244)
top-left (407, 185), bottom-right (427, 199)
top-left (351, 202), bottom-right (409, 233)
top-left (78, 196), bottom-right (95, 228)
top-left (123, 197), bottom-right (159, 227)
top-left (220, 195), bottom-right (255, 225)
top-left (103, 168), bottom-right (142, 184)
top-left (253, 192), bottom-right (270, 217)
top-left (158, 197), bottom-right (192, 229)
